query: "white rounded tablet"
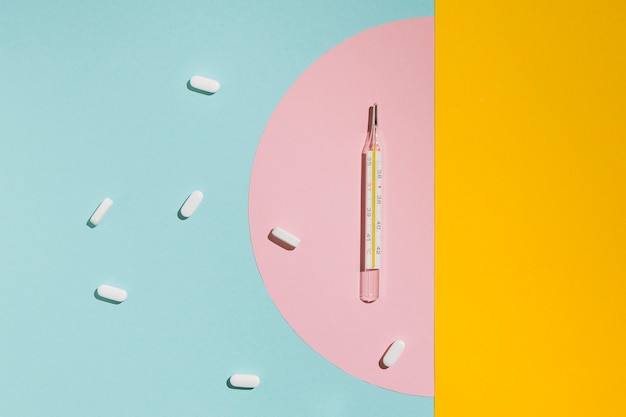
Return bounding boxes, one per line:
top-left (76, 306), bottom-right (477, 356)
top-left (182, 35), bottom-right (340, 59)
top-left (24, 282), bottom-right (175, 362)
top-left (88, 197), bottom-right (113, 227)
top-left (229, 374), bottom-right (260, 389)
top-left (382, 339), bottom-right (406, 368)
top-left (96, 284), bottom-right (127, 303)
top-left (189, 75), bottom-right (220, 94)
top-left (179, 190), bottom-right (203, 219)
top-left (270, 227), bottom-right (300, 249)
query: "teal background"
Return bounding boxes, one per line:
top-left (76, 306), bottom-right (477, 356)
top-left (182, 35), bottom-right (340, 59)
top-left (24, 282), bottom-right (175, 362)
top-left (0, 1), bottom-right (433, 416)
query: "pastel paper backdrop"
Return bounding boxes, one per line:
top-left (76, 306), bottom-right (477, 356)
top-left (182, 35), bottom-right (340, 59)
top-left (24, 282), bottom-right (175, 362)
top-left (0, 1), bottom-right (433, 416)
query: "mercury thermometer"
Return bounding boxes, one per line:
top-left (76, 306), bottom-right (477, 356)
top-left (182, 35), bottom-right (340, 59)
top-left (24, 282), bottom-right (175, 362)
top-left (360, 103), bottom-right (383, 303)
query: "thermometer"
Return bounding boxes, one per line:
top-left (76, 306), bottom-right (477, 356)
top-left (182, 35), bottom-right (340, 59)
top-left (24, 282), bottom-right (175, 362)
top-left (360, 103), bottom-right (383, 303)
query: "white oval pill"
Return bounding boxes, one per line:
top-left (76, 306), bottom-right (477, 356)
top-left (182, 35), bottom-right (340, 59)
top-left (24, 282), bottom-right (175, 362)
top-left (89, 197), bottom-right (113, 226)
top-left (96, 284), bottom-right (127, 303)
top-left (270, 227), bottom-right (300, 249)
top-left (382, 339), bottom-right (406, 368)
top-left (229, 374), bottom-right (260, 389)
top-left (179, 190), bottom-right (203, 219)
top-left (189, 75), bottom-right (220, 94)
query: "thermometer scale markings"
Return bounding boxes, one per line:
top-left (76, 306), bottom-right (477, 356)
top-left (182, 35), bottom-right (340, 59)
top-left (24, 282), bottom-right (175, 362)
top-left (365, 148), bottom-right (382, 270)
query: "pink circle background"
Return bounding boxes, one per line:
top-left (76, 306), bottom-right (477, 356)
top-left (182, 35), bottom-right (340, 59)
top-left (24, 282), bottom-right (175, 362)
top-left (249, 18), bottom-right (433, 396)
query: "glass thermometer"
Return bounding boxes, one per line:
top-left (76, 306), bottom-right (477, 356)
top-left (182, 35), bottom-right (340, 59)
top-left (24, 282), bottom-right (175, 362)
top-left (360, 103), bottom-right (383, 303)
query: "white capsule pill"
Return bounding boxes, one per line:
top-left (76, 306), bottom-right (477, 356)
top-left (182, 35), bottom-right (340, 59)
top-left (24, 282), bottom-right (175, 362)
top-left (179, 190), bottom-right (203, 219)
top-left (96, 284), bottom-right (127, 303)
top-left (229, 374), bottom-right (260, 389)
top-left (88, 197), bottom-right (113, 226)
top-left (270, 227), bottom-right (300, 248)
top-left (189, 75), bottom-right (220, 94)
top-left (382, 339), bottom-right (406, 368)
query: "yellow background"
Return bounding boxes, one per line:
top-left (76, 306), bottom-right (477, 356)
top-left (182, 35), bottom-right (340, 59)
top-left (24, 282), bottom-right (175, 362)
top-left (436, 1), bottom-right (626, 416)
